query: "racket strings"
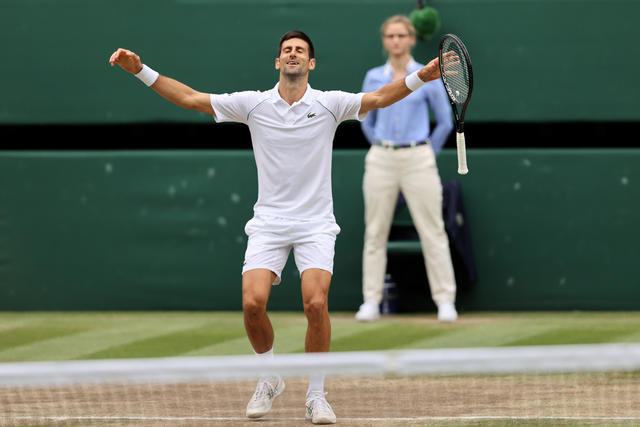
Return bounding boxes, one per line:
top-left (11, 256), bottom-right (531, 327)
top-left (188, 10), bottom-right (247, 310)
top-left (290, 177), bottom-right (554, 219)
top-left (441, 39), bottom-right (470, 104)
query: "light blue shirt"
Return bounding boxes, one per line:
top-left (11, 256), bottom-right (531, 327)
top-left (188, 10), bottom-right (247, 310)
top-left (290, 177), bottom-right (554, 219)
top-left (361, 57), bottom-right (453, 155)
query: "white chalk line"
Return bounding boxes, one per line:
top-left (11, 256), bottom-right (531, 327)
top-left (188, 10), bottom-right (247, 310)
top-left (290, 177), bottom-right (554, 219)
top-left (3, 415), bottom-right (640, 422)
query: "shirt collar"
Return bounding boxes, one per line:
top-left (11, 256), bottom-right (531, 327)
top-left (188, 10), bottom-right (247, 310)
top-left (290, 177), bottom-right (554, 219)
top-left (383, 56), bottom-right (420, 77)
top-left (270, 82), bottom-right (314, 106)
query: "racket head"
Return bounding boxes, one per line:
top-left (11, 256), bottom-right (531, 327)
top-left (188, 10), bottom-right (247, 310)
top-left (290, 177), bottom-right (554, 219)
top-left (439, 34), bottom-right (474, 107)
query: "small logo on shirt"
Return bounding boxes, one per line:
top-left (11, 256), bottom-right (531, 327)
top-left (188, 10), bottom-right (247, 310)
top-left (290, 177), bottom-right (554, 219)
top-left (307, 112), bottom-right (317, 119)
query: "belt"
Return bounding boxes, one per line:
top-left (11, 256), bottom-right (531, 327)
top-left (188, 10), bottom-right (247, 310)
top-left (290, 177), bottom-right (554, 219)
top-left (374, 139), bottom-right (429, 149)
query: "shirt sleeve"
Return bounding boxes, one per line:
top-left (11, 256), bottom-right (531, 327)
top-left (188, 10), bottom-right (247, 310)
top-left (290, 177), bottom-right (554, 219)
top-left (320, 91), bottom-right (368, 123)
top-left (423, 80), bottom-right (454, 155)
top-left (210, 91), bottom-right (259, 124)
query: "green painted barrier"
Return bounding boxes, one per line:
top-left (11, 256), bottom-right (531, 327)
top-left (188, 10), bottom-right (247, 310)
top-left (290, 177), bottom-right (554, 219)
top-left (1, 0), bottom-right (638, 124)
top-left (1, 149), bottom-right (638, 311)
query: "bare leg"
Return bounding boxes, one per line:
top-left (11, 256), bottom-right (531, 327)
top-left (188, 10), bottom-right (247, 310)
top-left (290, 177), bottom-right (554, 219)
top-left (242, 269), bottom-right (277, 353)
top-left (301, 268), bottom-right (332, 353)
top-left (301, 268), bottom-right (336, 422)
top-left (243, 269), bottom-right (287, 420)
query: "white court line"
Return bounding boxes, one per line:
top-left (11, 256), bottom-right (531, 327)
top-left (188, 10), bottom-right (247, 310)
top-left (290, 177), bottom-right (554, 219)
top-left (3, 416), bottom-right (640, 422)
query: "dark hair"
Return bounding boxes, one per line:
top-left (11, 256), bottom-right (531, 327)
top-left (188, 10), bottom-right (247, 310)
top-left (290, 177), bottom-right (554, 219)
top-left (278, 30), bottom-right (315, 59)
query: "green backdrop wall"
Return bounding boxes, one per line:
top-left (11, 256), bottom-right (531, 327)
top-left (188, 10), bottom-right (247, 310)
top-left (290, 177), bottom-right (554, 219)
top-left (1, 149), bottom-right (638, 311)
top-left (1, 0), bottom-right (639, 124)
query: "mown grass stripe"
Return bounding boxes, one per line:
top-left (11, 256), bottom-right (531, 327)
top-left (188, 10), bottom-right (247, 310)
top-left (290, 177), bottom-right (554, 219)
top-left (504, 325), bottom-right (640, 347)
top-left (403, 318), bottom-right (558, 349)
top-left (183, 336), bottom-right (254, 356)
top-left (83, 323), bottom-right (246, 359)
top-left (0, 325), bottom-right (89, 352)
top-left (0, 313), bottom-right (221, 362)
top-left (1, 312), bottom-right (640, 361)
top-left (330, 323), bottom-right (450, 351)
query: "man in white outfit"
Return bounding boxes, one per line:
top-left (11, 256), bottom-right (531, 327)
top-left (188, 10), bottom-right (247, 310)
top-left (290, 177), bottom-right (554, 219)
top-left (355, 15), bottom-right (458, 323)
top-left (109, 30), bottom-right (448, 424)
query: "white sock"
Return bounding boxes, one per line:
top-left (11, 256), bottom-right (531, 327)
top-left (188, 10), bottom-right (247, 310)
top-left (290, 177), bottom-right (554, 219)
top-left (307, 373), bottom-right (325, 396)
top-left (255, 348), bottom-right (279, 384)
top-left (254, 348), bottom-right (274, 360)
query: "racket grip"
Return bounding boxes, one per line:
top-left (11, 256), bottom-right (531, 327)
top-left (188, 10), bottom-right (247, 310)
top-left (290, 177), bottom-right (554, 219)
top-left (456, 132), bottom-right (468, 175)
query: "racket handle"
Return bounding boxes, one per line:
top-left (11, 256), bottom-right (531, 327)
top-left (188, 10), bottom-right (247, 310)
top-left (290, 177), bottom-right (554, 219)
top-left (456, 132), bottom-right (468, 175)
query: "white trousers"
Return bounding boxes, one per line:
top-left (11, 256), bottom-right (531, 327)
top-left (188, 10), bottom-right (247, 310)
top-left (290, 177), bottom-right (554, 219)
top-left (362, 144), bottom-right (456, 306)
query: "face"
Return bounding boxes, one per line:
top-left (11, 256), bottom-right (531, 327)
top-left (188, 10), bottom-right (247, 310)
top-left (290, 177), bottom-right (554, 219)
top-left (275, 38), bottom-right (316, 77)
top-left (382, 22), bottom-right (415, 57)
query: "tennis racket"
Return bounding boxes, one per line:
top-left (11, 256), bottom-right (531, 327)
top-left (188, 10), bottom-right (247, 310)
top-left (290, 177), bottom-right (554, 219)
top-left (439, 34), bottom-right (474, 175)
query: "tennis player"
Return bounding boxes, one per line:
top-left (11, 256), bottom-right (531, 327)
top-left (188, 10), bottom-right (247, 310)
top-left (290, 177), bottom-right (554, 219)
top-left (109, 30), bottom-right (443, 424)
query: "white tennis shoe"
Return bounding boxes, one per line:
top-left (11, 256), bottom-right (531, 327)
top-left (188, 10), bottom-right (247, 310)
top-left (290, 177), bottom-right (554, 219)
top-left (355, 300), bottom-right (380, 322)
top-left (305, 391), bottom-right (337, 424)
top-left (437, 302), bottom-right (458, 322)
top-left (245, 376), bottom-right (285, 418)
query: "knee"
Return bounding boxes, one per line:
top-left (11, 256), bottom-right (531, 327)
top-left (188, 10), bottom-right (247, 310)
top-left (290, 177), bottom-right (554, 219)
top-left (304, 297), bottom-right (327, 320)
top-left (243, 294), bottom-right (267, 317)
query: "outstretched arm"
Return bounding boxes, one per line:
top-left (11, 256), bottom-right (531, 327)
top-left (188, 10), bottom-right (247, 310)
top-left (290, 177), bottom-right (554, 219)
top-left (109, 48), bottom-right (214, 116)
top-left (360, 53), bottom-right (456, 116)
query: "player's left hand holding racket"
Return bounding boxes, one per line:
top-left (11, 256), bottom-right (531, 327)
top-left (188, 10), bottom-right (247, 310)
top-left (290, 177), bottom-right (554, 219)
top-left (439, 34), bottom-right (474, 175)
top-left (109, 48), bottom-right (143, 74)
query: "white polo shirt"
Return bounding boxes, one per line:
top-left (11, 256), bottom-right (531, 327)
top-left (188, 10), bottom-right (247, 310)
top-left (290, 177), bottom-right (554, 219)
top-left (210, 83), bottom-right (367, 222)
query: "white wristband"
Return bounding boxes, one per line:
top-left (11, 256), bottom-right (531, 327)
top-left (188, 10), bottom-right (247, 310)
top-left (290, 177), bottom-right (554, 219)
top-left (135, 64), bottom-right (159, 87)
top-left (404, 70), bottom-right (425, 92)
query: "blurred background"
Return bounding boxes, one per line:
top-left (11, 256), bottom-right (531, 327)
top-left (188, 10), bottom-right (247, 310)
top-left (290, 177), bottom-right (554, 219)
top-left (1, 0), bottom-right (639, 313)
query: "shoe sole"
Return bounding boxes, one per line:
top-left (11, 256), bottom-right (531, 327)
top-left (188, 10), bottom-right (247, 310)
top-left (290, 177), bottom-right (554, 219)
top-left (305, 412), bottom-right (337, 424)
top-left (312, 416), bottom-right (337, 424)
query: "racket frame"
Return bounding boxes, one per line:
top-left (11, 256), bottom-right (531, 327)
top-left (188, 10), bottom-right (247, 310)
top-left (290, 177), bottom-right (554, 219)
top-left (439, 33), bottom-right (474, 133)
top-left (439, 33), bottom-right (474, 174)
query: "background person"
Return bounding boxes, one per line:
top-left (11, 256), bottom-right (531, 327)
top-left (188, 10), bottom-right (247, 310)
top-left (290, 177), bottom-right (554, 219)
top-left (355, 15), bottom-right (458, 323)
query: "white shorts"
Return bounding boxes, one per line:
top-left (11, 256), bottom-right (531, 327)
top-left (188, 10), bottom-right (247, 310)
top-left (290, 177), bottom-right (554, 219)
top-left (242, 214), bottom-right (341, 285)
